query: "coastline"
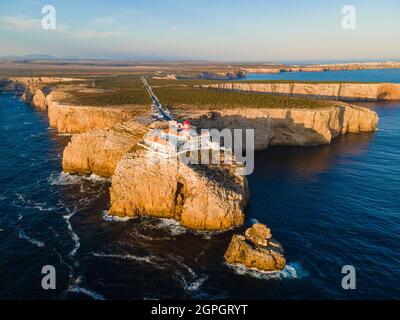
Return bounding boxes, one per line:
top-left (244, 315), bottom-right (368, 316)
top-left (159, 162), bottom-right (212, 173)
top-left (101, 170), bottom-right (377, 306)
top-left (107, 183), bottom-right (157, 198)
top-left (0, 76), bottom-right (378, 235)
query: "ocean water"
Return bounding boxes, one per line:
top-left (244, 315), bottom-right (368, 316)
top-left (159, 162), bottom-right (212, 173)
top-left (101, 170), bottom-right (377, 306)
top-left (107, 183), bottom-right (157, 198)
top-left (242, 68), bottom-right (400, 83)
top-left (1, 70), bottom-right (400, 299)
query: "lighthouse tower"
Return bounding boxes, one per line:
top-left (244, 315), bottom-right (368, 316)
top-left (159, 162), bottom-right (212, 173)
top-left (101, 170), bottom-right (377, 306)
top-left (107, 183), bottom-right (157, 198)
top-left (183, 120), bottom-right (190, 130)
top-left (182, 120), bottom-right (191, 137)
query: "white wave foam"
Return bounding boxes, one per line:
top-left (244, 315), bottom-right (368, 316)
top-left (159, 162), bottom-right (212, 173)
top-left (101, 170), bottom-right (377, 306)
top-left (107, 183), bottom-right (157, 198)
top-left (102, 210), bottom-right (134, 222)
top-left (48, 172), bottom-right (82, 186)
top-left (155, 218), bottom-right (187, 236)
top-left (13, 193), bottom-right (56, 212)
top-left (68, 276), bottom-right (105, 300)
top-left (48, 172), bottom-right (109, 186)
top-left (250, 218), bottom-right (260, 225)
top-left (92, 252), bottom-right (158, 265)
top-left (168, 256), bottom-right (208, 293)
top-left (85, 173), bottom-right (110, 182)
top-left (227, 262), bottom-right (307, 280)
top-left (19, 230), bottom-right (45, 248)
top-left (63, 208), bottom-right (80, 258)
top-left (181, 275), bottom-right (208, 293)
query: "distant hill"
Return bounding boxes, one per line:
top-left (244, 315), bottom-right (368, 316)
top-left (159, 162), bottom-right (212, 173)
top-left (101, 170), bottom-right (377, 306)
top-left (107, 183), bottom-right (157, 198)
top-left (1, 54), bottom-right (80, 60)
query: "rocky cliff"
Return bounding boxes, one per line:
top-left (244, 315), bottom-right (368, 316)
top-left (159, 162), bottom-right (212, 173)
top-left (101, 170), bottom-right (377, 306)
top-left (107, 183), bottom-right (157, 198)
top-left (8, 77), bottom-right (149, 133)
top-left (10, 77), bottom-right (80, 110)
top-left (109, 150), bottom-right (249, 231)
top-left (202, 82), bottom-right (400, 101)
top-left (188, 103), bottom-right (378, 147)
top-left (63, 120), bottom-right (148, 176)
top-left (47, 93), bottom-right (145, 133)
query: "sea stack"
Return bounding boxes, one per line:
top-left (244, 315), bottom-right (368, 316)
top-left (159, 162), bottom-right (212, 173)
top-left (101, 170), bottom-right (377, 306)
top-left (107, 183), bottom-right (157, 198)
top-left (224, 223), bottom-right (286, 272)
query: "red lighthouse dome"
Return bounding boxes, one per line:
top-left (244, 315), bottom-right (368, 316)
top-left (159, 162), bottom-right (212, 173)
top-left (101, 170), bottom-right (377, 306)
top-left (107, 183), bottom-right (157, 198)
top-left (183, 120), bottom-right (190, 130)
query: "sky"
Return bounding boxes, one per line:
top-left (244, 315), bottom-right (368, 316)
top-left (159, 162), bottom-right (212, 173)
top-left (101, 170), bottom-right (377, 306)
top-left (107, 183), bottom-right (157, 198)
top-left (0, 0), bottom-right (399, 62)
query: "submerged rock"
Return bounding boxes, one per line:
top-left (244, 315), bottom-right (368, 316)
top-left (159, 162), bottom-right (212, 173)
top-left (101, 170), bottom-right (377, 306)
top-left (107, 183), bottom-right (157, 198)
top-left (224, 223), bottom-right (286, 272)
top-left (109, 150), bottom-right (249, 231)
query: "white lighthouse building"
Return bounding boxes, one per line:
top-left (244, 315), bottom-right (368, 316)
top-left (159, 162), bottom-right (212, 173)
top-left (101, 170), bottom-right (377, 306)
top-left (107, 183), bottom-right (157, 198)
top-left (139, 120), bottom-right (219, 157)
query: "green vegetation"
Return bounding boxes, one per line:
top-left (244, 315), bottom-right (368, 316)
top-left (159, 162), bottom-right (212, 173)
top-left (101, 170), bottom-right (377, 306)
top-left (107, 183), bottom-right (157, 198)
top-left (61, 76), bottom-right (336, 109)
top-left (154, 85), bottom-right (335, 110)
top-left (148, 79), bottom-right (223, 87)
top-left (60, 77), bottom-right (150, 106)
top-left (92, 77), bottom-right (144, 90)
top-left (62, 89), bottom-right (151, 106)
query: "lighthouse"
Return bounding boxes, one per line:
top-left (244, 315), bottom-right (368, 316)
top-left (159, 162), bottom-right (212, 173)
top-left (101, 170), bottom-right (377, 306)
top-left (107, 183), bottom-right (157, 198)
top-left (183, 120), bottom-right (190, 130)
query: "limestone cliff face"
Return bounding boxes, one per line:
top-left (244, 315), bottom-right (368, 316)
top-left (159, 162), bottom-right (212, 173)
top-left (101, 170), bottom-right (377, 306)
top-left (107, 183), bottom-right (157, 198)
top-left (202, 82), bottom-right (400, 101)
top-left (9, 77), bottom-right (79, 88)
top-left (188, 103), bottom-right (378, 148)
top-left (9, 77), bottom-right (144, 133)
top-left (10, 77), bottom-right (80, 110)
top-left (47, 93), bottom-right (144, 133)
top-left (109, 150), bottom-right (249, 231)
top-left (241, 62), bottom-right (400, 74)
top-left (62, 120), bottom-right (148, 177)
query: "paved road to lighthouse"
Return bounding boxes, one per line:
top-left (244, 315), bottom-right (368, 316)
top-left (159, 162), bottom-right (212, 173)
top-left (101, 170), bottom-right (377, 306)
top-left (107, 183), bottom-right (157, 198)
top-left (141, 76), bottom-right (174, 121)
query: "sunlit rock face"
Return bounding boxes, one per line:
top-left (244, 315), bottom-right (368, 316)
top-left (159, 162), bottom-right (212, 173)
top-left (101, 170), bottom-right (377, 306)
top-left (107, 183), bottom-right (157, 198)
top-left (62, 120), bottom-right (148, 177)
top-left (204, 82), bottom-right (400, 101)
top-left (224, 223), bottom-right (286, 272)
top-left (109, 150), bottom-right (249, 231)
top-left (188, 103), bottom-right (378, 148)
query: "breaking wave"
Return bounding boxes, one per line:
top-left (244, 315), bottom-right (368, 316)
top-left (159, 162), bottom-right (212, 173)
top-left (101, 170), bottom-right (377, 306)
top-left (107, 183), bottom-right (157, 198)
top-left (48, 172), bottom-right (109, 186)
top-left (155, 218), bottom-right (187, 236)
top-left (227, 262), bottom-right (307, 280)
top-left (102, 210), bottom-right (134, 222)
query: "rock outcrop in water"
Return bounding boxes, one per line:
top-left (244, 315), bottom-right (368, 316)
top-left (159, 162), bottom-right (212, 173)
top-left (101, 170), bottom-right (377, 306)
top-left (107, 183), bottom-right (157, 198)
top-left (109, 150), bottom-right (249, 231)
top-left (201, 82), bottom-right (400, 101)
top-left (188, 103), bottom-right (378, 148)
top-left (224, 223), bottom-right (286, 272)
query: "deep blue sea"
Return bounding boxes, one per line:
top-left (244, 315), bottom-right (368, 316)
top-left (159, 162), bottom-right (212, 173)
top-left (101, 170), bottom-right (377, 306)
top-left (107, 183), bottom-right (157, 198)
top-left (1, 70), bottom-right (400, 299)
top-left (242, 68), bottom-right (400, 83)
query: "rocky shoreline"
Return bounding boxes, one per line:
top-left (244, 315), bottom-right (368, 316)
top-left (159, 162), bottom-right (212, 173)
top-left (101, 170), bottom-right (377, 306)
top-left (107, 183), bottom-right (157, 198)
top-left (0, 76), bottom-right (381, 272)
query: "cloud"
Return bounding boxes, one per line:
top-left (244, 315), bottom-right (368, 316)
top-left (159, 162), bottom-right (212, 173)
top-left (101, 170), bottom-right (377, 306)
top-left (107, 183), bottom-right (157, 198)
top-left (0, 15), bottom-right (41, 30)
top-left (93, 16), bottom-right (115, 24)
top-left (0, 14), bottom-right (125, 40)
top-left (72, 30), bottom-right (124, 39)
